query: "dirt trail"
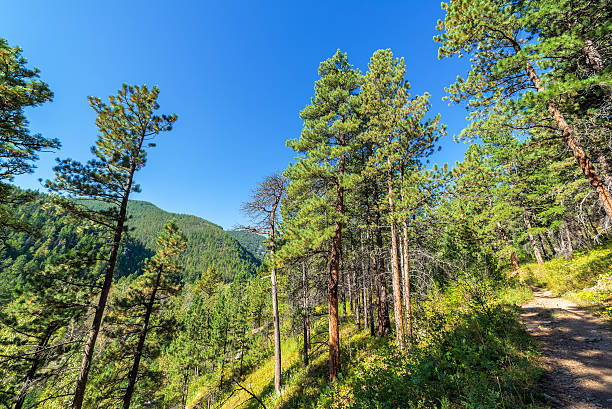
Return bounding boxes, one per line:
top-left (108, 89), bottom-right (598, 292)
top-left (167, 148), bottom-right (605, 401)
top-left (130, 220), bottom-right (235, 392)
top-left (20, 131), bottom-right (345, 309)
top-left (521, 288), bottom-right (612, 408)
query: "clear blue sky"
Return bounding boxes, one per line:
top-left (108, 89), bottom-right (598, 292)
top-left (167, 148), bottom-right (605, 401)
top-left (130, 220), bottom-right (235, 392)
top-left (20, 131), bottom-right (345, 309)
top-left (2, 0), bottom-right (470, 229)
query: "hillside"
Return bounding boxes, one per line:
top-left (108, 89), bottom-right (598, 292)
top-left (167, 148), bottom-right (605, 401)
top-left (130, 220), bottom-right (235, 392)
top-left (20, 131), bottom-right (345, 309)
top-left (98, 200), bottom-right (261, 281)
top-left (227, 229), bottom-right (267, 260)
top-left (0, 194), bottom-right (261, 286)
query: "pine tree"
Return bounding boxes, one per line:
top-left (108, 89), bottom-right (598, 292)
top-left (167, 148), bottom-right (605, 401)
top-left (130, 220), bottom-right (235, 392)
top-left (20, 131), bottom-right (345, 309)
top-left (121, 222), bottom-right (186, 409)
top-left (436, 0), bottom-right (612, 219)
top-left (285, 50), bottom-right (362, 381)
top-left (46, 84), bottom-right (176, 409)
top-left (0, 38), bottom-right (60, 232)
top-left (360, 49), bottom-right (445, 344)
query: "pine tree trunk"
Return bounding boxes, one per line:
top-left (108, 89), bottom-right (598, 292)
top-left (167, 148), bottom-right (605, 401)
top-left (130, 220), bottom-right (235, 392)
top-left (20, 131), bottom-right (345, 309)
top-left (360, 232), bottom-right (369, 331)
top-left (122, 265), bottom-right (163, 409)
top-left (302, 261), bottom-right (309, 367)
top-left (497, 221), bottom-right (520, 271)
top-left (14, 329), bottom-right (53, 409)
top-left (271, 264), bottom-right (281, 392)
top-left (72, 162), bottom-right (137, 409)
top-left (522, 211), bottom-right (544, 265)
top-left (373, 218), bottom-right (391, 336)
top-left (328, 154), bottom-right (343, 382)
top-left (269, 213), bottom-right (281, 394)
top-left (400, 219), bottom-right (413, 339)
top-left (181, 372), bottom-right (189, 409)
top-left (353, 266), bottom-right (360, 329)
top-left (386, 169), bottom-right (405, 346)
top-left (513, 40), bottom-right (612, 221)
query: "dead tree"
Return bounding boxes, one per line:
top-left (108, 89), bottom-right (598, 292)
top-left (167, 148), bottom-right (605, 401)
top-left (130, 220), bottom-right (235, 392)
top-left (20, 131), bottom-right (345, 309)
top-left (241, 174), bottom-right (286, 395)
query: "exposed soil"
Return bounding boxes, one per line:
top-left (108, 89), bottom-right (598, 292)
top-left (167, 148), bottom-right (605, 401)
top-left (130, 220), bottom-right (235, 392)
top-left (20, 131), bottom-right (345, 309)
top-left (521, 288), bottom-right (612, 408)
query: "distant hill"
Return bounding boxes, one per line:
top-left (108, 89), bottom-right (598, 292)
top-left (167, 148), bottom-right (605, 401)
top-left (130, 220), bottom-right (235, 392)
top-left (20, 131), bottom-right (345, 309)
top-left (227, 230), bottom-right (267, 260)
top-left (84, 200), bottom-right (262, 281)
top-left (0, 193), bottom-right (261, 290)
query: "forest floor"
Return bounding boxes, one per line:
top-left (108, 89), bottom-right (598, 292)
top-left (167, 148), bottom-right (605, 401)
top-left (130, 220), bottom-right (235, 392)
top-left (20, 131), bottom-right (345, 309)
top-left (521, 287), bottom-right (612, 408)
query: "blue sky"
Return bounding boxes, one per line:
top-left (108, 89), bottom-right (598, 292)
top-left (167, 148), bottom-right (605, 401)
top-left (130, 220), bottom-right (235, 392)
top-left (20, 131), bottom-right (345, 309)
top-left (2, 0), bottom-right (470, 229)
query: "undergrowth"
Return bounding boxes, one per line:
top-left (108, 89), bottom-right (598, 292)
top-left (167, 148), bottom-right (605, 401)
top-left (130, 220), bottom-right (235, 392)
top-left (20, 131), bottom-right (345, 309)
top-left (315, 278), bottom-right (543, 409)
top-left (197, 277), bottom-right (544, 409)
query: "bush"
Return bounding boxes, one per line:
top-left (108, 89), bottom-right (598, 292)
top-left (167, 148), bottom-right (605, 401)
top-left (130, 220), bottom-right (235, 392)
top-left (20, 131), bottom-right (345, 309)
top-left (315, 279), bottom-right (542, 409)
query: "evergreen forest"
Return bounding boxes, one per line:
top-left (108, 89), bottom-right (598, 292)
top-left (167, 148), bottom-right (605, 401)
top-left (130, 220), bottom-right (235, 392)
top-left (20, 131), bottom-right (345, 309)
top-left (1, 1), bottom-right (611, 408)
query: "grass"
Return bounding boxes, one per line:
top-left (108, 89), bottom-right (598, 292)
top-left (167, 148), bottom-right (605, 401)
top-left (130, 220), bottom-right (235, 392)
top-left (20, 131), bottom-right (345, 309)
top-left (516, 242), bottom-right (612, 325)
top-left (187, 278), bottom-right (545, 409)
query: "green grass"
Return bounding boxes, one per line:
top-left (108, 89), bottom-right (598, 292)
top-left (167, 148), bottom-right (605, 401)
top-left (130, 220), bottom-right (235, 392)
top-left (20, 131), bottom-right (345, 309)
top-left (187, 278), bottom-right (545, 409)
top-left (516, 243), bottom-right (612, 325)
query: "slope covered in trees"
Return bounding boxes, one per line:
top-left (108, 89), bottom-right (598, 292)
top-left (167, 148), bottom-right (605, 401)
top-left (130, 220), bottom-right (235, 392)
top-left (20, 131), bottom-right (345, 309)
top-left (227, 230), bottom-right (266, 261)
top-left (84, 199), bottom-right (261, 281)
top-left (0, 192), bottom-right (260, 296)
top-left (1, 1), bottom-right (611, 408)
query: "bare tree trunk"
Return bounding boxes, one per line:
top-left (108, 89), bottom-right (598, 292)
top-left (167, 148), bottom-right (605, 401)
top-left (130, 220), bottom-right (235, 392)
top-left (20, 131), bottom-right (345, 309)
top-left (511, 39), bottom-right (612, 221)
top-left (122, 265), bottom-right (163, 409)
top-left (328, 155), bottom-right (344, 382)
top-left (547, 231), bottom-right (562, 257)
top-left (386, 169), bottom-right (405, 346)
top-left (598, 153), bottom-right (612, 189)
top-left (497, 221), bottom-right (520, 271)
top-left (270, 244), bottom-right (281, 393)
top-left (72, 161), bottom-right (138, 409)
top-left (564, 223), bottom-right (575, 259)
top-left (522, 211), bottom-right (544, 265)
top-left (400, 220), bottom-right (413, 339)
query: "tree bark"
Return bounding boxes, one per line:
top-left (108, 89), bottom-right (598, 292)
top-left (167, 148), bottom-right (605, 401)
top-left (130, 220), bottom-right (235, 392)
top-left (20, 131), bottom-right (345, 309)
top-left (538, 233), bottom-right (551, 260)
top-left (122, 265), bottom-right (163, 409)
top-left (353, 268), bottom-right (357, 321)
top-left (270, 212), bottom-right (281, 394)
top-left (359, 231), bottom-right (368, 331)
top-left (386, 168), bottom-right (405, 346)
top-left (598, 153), bottom-right (612, 189)
top-left (328, 154), bottom-right (343, 382)
top-left (564, 223), bottom-right (575, 259)
top-left (367, 270), bottom-right (375, 337)
top-left (512, 40), bottom-right (612, 221)
top-left (583, 40), bottom-right (605, 73)
top-left (400, 219), bottom-right (413, 339)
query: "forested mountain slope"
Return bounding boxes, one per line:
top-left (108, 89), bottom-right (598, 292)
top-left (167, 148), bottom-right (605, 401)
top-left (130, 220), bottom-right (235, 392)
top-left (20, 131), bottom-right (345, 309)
top-left (0, 193), bottom-right (260, 288)
top-left (227, 229), bottom-right (266, 260)
top-left (85, 199), bottom-right (261, 280)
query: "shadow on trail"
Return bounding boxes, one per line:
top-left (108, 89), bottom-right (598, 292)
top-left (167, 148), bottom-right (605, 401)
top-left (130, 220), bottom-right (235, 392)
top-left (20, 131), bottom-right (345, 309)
top-left (521, 290), bottom-right (612, 408)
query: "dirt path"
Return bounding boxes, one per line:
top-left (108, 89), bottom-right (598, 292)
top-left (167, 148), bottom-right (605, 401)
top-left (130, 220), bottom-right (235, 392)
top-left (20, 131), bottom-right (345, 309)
top-left (521, 288), bottom-right (612, 408)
